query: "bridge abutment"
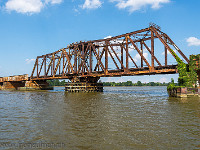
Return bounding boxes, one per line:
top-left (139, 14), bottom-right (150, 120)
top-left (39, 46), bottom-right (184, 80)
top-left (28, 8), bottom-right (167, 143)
top-left (18, 80), bottom-right (53, 91)
top-left (0, 81), bottom-right (25, 90)
top-left (0, 76), bottom-right (53, 91)
top-left (65, 77), bottom-right (103, 92)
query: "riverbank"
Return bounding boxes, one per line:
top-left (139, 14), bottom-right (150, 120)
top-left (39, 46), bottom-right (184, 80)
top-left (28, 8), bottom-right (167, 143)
top-left (168, 87), bottom-right (200, 97)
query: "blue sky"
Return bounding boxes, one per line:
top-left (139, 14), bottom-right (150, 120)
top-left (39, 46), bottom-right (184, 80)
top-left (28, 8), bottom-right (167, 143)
top-left (0, 0), bottom-right (200, 83)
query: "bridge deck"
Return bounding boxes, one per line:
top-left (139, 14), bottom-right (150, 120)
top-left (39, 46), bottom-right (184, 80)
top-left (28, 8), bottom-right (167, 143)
top-left (0, 74), bottom-right (28, 83)
top-left (0, 65), bottom-right (177, 83)
top-left (31, 65), bottom-right (177, 81)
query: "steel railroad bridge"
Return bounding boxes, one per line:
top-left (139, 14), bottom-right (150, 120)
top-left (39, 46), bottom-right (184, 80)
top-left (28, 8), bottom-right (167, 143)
top-left (0, 24), bottom-right (189, 92)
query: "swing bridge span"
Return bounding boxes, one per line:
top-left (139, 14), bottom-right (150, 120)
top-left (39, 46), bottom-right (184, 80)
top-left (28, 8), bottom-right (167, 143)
top-left (0, 24), bottom-right (190, 91)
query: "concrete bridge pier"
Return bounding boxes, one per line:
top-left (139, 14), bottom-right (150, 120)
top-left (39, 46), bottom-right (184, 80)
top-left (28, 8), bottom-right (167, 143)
top-left (18, 80), bottom-right (53, 91)
top-left (0, 81), bottom-right (25, 90)
top-left (65, 77), bottom-right (103, 92)
top-left (0, 82), bottom-right (3, 89)
top-left (0, 75), bottom-right (53, 90)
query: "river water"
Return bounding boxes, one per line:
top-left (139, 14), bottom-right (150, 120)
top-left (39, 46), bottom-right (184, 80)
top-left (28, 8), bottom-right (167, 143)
top-left (0, 86), bottom-right (199, 150)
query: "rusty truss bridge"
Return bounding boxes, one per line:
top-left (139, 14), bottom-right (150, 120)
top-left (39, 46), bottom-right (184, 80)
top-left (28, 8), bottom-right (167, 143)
top-left (0, 24), bottom-right (190, 92)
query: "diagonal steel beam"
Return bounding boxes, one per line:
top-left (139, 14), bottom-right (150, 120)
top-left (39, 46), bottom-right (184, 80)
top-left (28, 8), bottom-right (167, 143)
top-left (108, 48), bottom-right (119, 69)
top-left (54, 50), bottom-right (63, 75)
top-left (77, 44), bottom-right (90, 74)
top-left (127, 36), bottom-right (151, 68)
top-left (142, 41), bottom-right (162, 66)
top-left (91, 44), bottom-right (105, 71)
top-left (63, 51), bottom-right (74, 74)
top-left (38, 57), bottom-right (45, 76)
top-left (164, 33), bottom-right (189, 63)
top-left (94, 48), bottom-right (105, 71)
top-left (31, 58), bottom-right (38, 78)
top-left (121, 44), bottom-right (138, 68)
top-left (108, 42), bottom-right (125, 69)
top-left (150, 27), bottom-right (183, 63)
top-left (46, 56), bottom-right (53, 76)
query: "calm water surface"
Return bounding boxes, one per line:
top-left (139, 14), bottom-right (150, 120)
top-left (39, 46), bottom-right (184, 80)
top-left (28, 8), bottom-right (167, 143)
top-left (0, 86), bottom-right (199, 150)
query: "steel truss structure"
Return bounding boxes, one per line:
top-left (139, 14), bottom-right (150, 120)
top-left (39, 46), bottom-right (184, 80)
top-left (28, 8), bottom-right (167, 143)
top-left (31, 24), bottom-right (189, 81)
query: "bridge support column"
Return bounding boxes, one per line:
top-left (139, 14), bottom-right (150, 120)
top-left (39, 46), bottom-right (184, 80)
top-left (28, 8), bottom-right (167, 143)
top-left (18, 80), bottom-right (53, 91)
top-left (65, 77), bottom-right (103, 92)
top-left (0, 81), bottom-right (25, 90)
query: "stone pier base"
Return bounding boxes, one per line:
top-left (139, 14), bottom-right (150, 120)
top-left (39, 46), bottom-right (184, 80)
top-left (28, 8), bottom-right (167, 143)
top-left (0, 80), bottom-right (53, 91)
top-left (65, 82), bottom-right (103, 92)
top-left (168, 87), bottom-right (200, 98)
top-left (0, 81), bottom-right (25, 90)
top-left (18, 80), bottom-right (53, 91)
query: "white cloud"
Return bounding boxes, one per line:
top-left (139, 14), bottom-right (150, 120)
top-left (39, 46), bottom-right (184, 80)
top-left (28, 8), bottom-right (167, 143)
top-left (162, 49), bottom-right (177, 55)
top-left (74, 8), bottom-right (80, 13)
top-left (129, 45), bottom-right (135, 51)
top-left (110, 0), bottom-right (170, 12)
top-left (104, 35), bottom-right (112, 39)
top-left (186, 37), bottom-right (200, 46)
top-left (5, 0), bottom-right (62, 14)
top-left (82, 0), bottom-right (102, 9)
top-left (162, 51), bottom-right (166, 55)
top-left (162, 50), bottom-right (170, 55)
top-left (45, 0), bottom-right (63, 4)
top-left (25, 59), bottom-right (35, 64)
top-left (5, 0), bottom-right (43, 14)
top-left (133, 50), bottom-right (148, 62)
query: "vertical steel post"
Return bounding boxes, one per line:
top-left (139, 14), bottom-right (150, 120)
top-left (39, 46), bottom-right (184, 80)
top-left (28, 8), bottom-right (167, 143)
top-left (82, 44), bottom-right (84, 74)
top-left (121, 45), bottom-right (123, 70)
top-left (44, 56), bottom-right (46, 77)
top-left (141, 41), bottom-right (143, 68)
top-left (68, 49), bottom-right (70, 73)
top-left (164, 36), bottom-right (167, 66)
top-left (126, 36), bottom-right (129, 71)
top-left (151, 30), bottom-right (154, 69)
top-left (74, 48), bottom-right (77, 73)
top-left (89, 44), bottom-right (92, 73)
top-left (78, 49), bottom-right (80, 73)
top-left (63, 52), bottom-right (65, 76)
top-left (59, 61), bottom-right (61, 75)
top-left (36, 57), bottom-right (39, 78)
top-left (51, 60), bottom-right (53, 76)
top-left (105, 41), bottom-right (108, 74)
top-left (98, 48), bottom-right (100, 71)
top-left (53, 53), bottom-right (55, 77)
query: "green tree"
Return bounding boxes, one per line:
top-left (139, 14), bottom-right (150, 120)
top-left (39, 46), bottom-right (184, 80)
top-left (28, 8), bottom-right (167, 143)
top-left (126, 81), bottom-right (133, 86)
top-left (136, 81), bottom-right (142, 86)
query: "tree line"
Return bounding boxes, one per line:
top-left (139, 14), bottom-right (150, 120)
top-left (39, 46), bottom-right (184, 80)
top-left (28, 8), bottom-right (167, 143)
top-left (47, 79), bottom-right (66, 86)
top-left (103, 81), bottom-right (170, 86)
top-left (47, 79), bottom-right (172, 87)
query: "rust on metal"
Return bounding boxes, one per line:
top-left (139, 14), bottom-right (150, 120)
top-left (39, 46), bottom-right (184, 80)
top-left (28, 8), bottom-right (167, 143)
top-left (30, 25), bottom-right (189, 81)
top-left (0, 75), bottom-right (28, 82)
top-left (1, 25), bottom-right (190, 86)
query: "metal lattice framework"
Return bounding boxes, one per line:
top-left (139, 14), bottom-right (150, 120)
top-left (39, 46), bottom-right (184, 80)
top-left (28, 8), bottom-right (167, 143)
top-left (30, 24), bottom-right (189, 81)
